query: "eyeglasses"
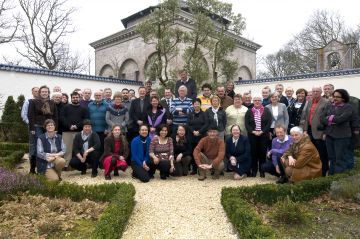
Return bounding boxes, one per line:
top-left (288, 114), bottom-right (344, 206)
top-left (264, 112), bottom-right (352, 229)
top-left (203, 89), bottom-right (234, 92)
top-left (333, 95), bottom-right (342, 98)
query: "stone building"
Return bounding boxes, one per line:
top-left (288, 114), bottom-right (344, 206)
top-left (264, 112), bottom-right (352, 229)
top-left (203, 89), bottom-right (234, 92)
top-left (90, 4), bottom-right (261, 83)
top-left (316, 40), bottom-right (356, 72)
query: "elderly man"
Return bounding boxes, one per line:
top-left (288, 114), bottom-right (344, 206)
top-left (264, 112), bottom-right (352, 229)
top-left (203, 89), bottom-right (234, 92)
top-left (174, 69), bottom-right (197, 100)
top-left (281, 126), bottom-right (322, 183)
top-left (160, 88), bottom-right (174, 110)
top-left (129, 89), bottom-right (136, 100)
top-left (193, 125), bottom-right (225, 180)
top-left (217, 86), bottom-right (233, 110)
top-left (88, 90), bottom-right (108, 154)
top-left (323, 83), bottom-right (334, 99)
top-left (301, 86), bottom-right (329, 176)
top-left (170, 85), bottom-right (194, 132)
top-left (80, 88), bottom-right (92, 108)
top-left (262, 87), bottom-right (271, 106)
top-left (285, 87), bottom-right (295, 106)
top-left (261, 125), bottom-right (293, 183)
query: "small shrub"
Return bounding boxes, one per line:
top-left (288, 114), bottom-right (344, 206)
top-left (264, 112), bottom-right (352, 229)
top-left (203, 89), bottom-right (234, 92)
top-left (0, 142), bottom-right (28, 151)
top-left (330, 174), bottom-right (360, 202)
top-left (269, 197), bottom-right (310, 225)
top-left (0, 150), bottom-right (25, 169)
top-left (37, 221), bottom-right (62, 235)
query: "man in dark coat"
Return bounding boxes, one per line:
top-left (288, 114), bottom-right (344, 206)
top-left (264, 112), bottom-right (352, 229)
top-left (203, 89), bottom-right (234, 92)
top-left (174, 69), bottom-right (197, 100)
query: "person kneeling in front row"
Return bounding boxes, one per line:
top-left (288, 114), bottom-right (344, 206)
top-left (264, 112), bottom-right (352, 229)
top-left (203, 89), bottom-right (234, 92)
top-left (261, 124), bottom-right (292, 183)
top-left (36, 119), bottom-right (66, 181)
top-left (101, 125), bottom-right (129, 180)
top-left (69, 119), bottom-right (101, 177)
top-left (281, 126), bottom-right (322, 183)
top-left (193, 125), bottom-right (225, 180)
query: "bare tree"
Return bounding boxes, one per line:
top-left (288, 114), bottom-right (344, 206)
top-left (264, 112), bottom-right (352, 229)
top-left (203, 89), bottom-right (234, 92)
top-left (56, 46), bottom-right (87, 73)
top-left (17, 0), bottom-right (75, 70)
top-left (0, 0), bottom-right (20, 44)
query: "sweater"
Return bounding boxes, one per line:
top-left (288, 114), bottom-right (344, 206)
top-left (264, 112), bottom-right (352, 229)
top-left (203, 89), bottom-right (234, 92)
top-left (193, 136), bottom-right (225, 167)
top-left (131, 135), bottom-right (151, 167)
top-left (225, 105), bottom-right (248, 135)
top-left (61, 104), bottom-right (89, 132)
top-left (105, 104), bottom-right (129, 132)
top-left (88, 100), bottom-right (108, 133)
top-left (170, 97), bottom-right (194, 125)
top-left (270, 135), bottom-right (293, 166)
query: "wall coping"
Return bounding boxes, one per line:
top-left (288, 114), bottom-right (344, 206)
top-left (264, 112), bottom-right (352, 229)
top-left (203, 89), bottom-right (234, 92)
top-left (235, 68), bottom-right (360, 85)
top-left (0, 64), bottom-right (143, 85)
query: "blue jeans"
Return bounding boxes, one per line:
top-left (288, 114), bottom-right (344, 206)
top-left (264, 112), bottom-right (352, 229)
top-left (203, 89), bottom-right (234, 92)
top-left (326, 136), bottom-right (351, 175)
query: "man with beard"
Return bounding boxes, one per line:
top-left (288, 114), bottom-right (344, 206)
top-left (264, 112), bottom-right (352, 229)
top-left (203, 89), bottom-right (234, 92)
top-left (121, 88), bottom-right (131, 110)
top-left (193, 125), bottom-right (225, 180)
top-left (61, 91), bottom-right (89, 168)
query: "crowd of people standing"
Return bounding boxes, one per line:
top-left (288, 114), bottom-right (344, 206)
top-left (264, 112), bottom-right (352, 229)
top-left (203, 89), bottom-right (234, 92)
top-left (21, 70), bottom-right (360, 184)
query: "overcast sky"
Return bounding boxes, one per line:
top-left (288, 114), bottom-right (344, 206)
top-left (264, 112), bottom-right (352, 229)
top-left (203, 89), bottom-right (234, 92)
top-left (1, 0), bottom-right (359, 73)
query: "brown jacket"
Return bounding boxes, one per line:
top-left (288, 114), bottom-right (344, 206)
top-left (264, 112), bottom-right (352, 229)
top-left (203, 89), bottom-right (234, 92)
top-left (100, 134), bottom-right (129, 163)
top-left (219, 95), bottom-right (233, 110)
top-left (282, 135), bottom-right (322, 183)
top-left (193, 136), bottom-right (225, 167)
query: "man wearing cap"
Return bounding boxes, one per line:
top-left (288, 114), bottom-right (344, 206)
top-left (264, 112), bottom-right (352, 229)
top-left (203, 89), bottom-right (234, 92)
top-left (193, 125), bottom-right (225, 180)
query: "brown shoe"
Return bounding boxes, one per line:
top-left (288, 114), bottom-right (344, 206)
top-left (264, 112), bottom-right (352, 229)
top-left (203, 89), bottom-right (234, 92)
top-left (198, 175), bottom-right (207, 181)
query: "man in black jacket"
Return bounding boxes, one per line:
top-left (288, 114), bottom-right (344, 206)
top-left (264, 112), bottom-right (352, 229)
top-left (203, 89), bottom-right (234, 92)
top-left (69, 120), bottom-right (101, 177)
top-left (174, 69), bottom-right (197, 100)
top-left (61, 91), bottom-right (89, 168)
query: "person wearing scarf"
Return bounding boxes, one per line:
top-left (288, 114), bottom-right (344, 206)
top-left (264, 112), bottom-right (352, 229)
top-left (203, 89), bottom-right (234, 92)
top-left (100, 125), bottom-right (129, 180)
top-left (320, 89), bottom-right (355, 175)
top-left (288, 88), bottom-right (309, 132)
top-left (281, 126), bottom-right (322, 183)
top-left (106, 92), bottom-right (129, 133)
top-left (69, 120), bottom-right (101, 177)
top-left (146, 96), bottom-right (169, 139)
top-left (245, 94), bottom-right (272, 177)
top-left (205, 95), bottom-right (227, 140)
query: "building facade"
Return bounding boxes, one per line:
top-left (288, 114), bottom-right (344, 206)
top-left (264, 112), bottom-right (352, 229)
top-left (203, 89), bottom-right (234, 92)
top-left (90, 5), bottom-right (261, 83)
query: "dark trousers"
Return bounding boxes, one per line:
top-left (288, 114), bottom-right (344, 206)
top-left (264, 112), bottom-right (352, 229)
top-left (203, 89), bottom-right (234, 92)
top-left (261, 158), bottom-right (285, 177)
top-left (308, 126), bottom-right (328, 176)
top-left (69, 151), bottom-right (99, 175)
top-left (173, 156), bottom-right (192, 176)
top-left (96, 132), bottom-right (106, 155)
top-left (131, 161), bottom-right (155, 183)
top-left (153, 160), bottom-right (171, 178)
top-left (326, 136), bottom-right (351, 175)
top-left (249, 133), bottom-right (268, 175)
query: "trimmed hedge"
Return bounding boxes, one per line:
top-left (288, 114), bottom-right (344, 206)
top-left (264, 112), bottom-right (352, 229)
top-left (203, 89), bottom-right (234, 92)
top-left (93, 184), bottom-right (136, 239)
top-left (0, 122), bottom-right (28, 143)
top-left (0, 150), bottom-right (25, 169)
top-left (0, 142), bottom-right (29, 152)
top-left (221, 160), bottom-right (360, 239)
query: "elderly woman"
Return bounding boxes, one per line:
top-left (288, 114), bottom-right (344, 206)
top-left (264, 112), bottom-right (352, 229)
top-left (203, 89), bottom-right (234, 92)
top-left (320, 89), bottom-right (354, 175)
top-left (172, 125), bottom-right (192, 176)
top-left (70, 119), bottom-right (101, 177)
top-left (226, 125), bottom-right (251, 180)
top-left (106, 91), bottom-right (129, 134)
top-left (146, 96), bottom-right (169, 139)
top-left (281, 127), bottom-right (322, 183)
top-left (205, 95), bottom-right (227, 139)
top-left (101, 125), bottom-right (129, 180)
top-left (149, 124), bottom-right (175, 180)
top-left (36, 119), bottom-right (66, 181)
top-left (226, 94), bottom-right (248, 137)
top-left (187, 98), bottom-right (208, 174)
top-left (131, 124), bottom-right (154, 183)
top-left (266, 92), bottom-right (289, 138)
top-left (226, 81), bottom-right (235, 99)
top-left (245, 94), bottom-right (272, 177)
top-left (288, 88), bottom-right (308, 131)
top-left (261, 124), bottom-right (293, 183)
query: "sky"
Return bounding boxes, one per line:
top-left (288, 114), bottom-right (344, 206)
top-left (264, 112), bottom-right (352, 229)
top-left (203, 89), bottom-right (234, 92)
top-left (1, 0), bottom-right (359, 74)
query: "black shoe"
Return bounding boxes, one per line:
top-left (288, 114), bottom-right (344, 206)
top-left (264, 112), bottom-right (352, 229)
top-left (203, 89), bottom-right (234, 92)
top-left (276, 176), bottom-right (288, 184)
top-left (81, 170), bottom-right (86, 175)
top-left (160, 175), bottom-right (167, 180)
top-left (91, 173), bottom-right (97, 178)
top-left (260, 172), bottom-right (265, 178)
top-left (190, 171), bottom-right (197, 175)
top-left (29, 169), bottom-right (37, 175)
top-left (114, 170), bottom-right (119, 176)
top-left (105, 174), bottom-right (111, 180)
top-left (251, 171), bottom-right (257, 177)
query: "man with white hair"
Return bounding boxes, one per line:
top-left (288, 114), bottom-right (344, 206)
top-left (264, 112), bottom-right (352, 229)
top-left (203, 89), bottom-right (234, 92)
top-left (323, 83), bottom-right (334, 100)
top-left (301, 86), bottom-right (329, 176)
top-left (170, 85), bottom-right (194, 131)
top-left (285, 87), bottom-right (295, 106)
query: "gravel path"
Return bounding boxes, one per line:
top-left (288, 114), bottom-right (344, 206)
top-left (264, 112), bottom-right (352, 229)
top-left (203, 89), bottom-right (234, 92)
top-left (18, 157), bottom-right (277, 239)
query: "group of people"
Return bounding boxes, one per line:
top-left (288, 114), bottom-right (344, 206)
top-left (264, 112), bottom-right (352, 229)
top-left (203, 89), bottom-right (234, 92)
top-left (21, 69), bottom-right (359, 184)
